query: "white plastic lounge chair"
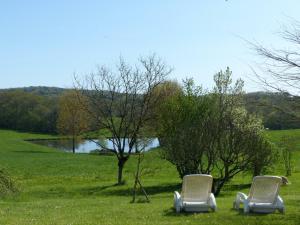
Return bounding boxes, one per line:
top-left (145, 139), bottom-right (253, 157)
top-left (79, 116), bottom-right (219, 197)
top-left (174, 174), bottom-right (217, 213)
top-left (233, 176), bottom-right (285, 213)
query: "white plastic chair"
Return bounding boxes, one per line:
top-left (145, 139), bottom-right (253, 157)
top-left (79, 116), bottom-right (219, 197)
top-left (174, 174), bottom-right (217, 213)
top-left (233, 176), bottom-right (285, 213)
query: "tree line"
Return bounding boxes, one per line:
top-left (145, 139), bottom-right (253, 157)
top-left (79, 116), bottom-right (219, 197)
top-left (0, 91), bottom-right (58, 133)
top-left (0, 86), bottom-right (298, 134)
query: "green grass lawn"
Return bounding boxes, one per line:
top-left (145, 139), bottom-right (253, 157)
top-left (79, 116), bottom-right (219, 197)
top-left (0, 129), bottom-right (299, 225)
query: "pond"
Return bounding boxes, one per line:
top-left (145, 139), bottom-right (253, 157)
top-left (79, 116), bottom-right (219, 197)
top-left (28, 138), bottom-right (160, 153)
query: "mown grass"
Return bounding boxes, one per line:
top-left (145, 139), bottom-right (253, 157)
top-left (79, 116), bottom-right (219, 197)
top-left (0, 129), bottom-right (299, 225)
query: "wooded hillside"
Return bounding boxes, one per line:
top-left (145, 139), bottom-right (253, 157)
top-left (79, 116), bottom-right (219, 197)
top-left (0, 86), bottom-right (298, 133)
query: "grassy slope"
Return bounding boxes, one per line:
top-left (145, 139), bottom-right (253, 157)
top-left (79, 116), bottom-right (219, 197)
top-left (0, 129), bottom-right (299, 225)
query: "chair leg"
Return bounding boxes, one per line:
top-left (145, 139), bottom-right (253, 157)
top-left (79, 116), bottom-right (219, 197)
top-left (276, 195), bottom-right (285, 214)
top-left (244, 201), bottom-right (250, 213)
top-left (174, 191), bottom-right (182, 213)
top-left (233, 200), bottom-right (237, 209)
top-left (208, 193), bottom-right (217, 212)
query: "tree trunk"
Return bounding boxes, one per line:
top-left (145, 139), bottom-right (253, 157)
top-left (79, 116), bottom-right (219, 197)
top-left (72, 135), bottom-right (75, 154)
top-left (286, 169), bottom-right (291, 177)
top-left (117, 158), bottom-right (127, 185)
top-left (212, 178), bottom-right (226, 196)
top-left (253, 165), bottom-right (261, 177)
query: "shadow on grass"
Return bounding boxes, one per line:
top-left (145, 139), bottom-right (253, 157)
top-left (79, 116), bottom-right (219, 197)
top-left (95, 182), bottom-right (251, 197)
top-left (27, 182), bottom-right (256, 200)
top-left (223, 183), bottom-right (251, 192)
top-left (164, 207), bottom-right (279, 218)
top-left (163, 208), bottom-right (213, 217)
top-left (78, 184), bottom-right (117, 195)
top-left (233, 207), bottom-right (280, 216)
top-left (13, 150), bottom-right (53, 154)
top-left (102, 183), bottom-right (181, 196)
top-left (217, 183), bottom-right (251, 197)
top-left (28, 183), bottom-right (181, 199)
top-left (27, 184), bottom-right (118, 199)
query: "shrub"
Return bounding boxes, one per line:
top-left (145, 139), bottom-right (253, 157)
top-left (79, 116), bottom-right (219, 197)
top-left (0, 169), bottom-right (18, 197)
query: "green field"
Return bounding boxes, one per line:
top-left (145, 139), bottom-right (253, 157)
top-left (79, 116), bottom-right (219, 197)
top-left (0, 129), bottom-right (299, 225)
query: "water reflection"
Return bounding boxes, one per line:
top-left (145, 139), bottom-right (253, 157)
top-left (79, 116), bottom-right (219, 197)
top-left (28, 138), bottom-right (160, 153)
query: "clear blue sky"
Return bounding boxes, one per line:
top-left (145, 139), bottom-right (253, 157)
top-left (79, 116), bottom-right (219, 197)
top-left (1, 0), bottom-right (300, 91)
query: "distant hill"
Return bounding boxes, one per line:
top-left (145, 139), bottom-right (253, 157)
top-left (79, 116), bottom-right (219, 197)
top-left (244, 91), bottom-right (300, 129)
top-left (0, 86), bottom-right (70, 97)
top-left (0, 86), bottom-right (277, 99)
top-left (0, 86), bottom-right (299, 130)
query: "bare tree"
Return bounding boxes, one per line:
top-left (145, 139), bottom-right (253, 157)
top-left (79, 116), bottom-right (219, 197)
top-left (250, 20), bottom-right (300, 124)
top-left (252, 20), bottom-right (300, 94)
top-left (75, 55), bottom-right (171, 184)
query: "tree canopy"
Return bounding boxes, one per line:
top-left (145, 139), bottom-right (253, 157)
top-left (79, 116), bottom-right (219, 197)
top-left (158, 68), bottom-right (275, 195)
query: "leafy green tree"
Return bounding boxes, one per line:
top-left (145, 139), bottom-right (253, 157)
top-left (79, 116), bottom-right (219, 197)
top-left (158, 68), bottom-right (276, 196)
top-left (147, 80), bottom-right (182, 140)
top-left (57, 91), bottom-right (89, 153)
top-left (211, 68), bottom-right (275, 194)
top-left (159, 79), bottom-right (216, 178)
top-left (248, 133), bottom-right (276, 177)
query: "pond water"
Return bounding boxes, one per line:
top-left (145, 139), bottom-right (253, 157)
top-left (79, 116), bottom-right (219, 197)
top-left (28, 138), bottom-right (160, 153)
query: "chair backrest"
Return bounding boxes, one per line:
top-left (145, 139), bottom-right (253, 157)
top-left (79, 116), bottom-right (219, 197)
top-left (248, 176), bottom-right (282, 204)
top-left (182, 174), bottom-right (213, 202)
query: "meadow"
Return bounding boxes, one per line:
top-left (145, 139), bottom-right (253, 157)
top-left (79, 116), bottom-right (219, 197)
top-left (0, 129), bottom-right (299, 225)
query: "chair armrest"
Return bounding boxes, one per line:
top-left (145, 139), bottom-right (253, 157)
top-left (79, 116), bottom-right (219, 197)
top-left (233, 192), bottom-right (249, 211)
top-left (237, 192), bottom-right (248, 201)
